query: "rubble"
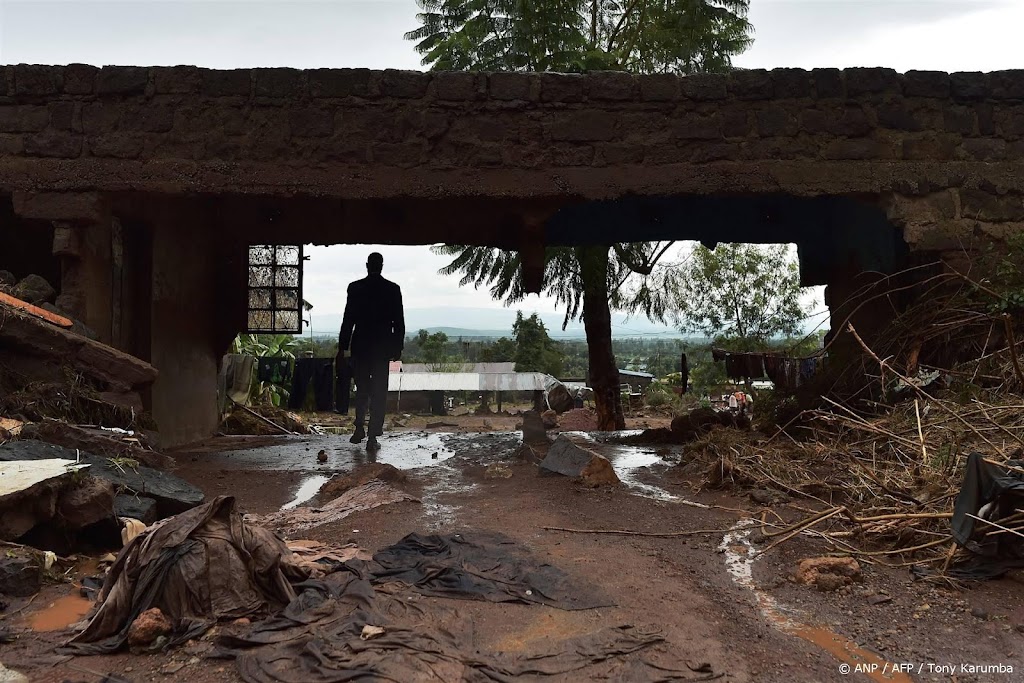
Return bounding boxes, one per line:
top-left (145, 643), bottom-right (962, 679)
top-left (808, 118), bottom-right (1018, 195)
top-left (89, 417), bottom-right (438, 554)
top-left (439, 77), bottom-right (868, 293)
top-left (546, 382), bottom-right (574, 413)
top-left (0, 458), bottom-right (90, 540)
top-left (56, 476), bottom-right (115, 531)
top-left (540, 434), bottom-right (620, 487)
top-left (313, 463), bottom-right (405, 504)
top-left (520, 409), bottom-right (550, 446)
top-left (541, 409), bottom-right (559, 428)
top-left (794, 557), bottom-right (862, 592)
top-left (114, 495), bottom-right (157, 525)
top-left (10, 274), bottom-right (56, 306)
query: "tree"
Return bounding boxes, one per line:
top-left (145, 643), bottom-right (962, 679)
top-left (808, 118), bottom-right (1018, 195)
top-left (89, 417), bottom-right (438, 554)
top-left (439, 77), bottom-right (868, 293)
top-left (671, 243), bottom-right (808, 351)
top-left (480, 336), bottom-right (518, 363)
top-left (512, 312), bottom-right (564, 377)
top-left (409, 0), bottom-right (753, 429)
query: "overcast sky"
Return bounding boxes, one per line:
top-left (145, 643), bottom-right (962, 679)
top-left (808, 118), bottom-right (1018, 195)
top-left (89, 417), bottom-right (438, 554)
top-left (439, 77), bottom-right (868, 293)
top-left (1, 0), bottom-right (1020, 332)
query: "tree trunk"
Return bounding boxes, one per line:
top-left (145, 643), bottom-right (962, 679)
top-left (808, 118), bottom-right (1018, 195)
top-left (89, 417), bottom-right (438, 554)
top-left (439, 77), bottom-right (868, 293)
top-left (578, 246), bottom-right (625, 431)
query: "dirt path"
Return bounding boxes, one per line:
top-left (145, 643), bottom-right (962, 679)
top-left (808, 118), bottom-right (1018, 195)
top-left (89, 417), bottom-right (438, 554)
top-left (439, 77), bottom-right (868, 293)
top-left (4, 429), bottom-right (1023, 682)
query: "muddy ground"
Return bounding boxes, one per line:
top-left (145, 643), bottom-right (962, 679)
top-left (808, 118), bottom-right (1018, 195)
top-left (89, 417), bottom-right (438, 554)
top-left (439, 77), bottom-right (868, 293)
top-left (3, 421), bottom-right (1024, 683)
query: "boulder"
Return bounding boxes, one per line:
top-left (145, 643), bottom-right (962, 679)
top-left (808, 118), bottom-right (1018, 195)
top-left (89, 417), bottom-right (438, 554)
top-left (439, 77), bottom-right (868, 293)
top-left (794, 557), bottom-right (862, 592)
top-left (670, 407), bottom-right (723, 439)
top-left (127, 608), bottom-right (172, 648)
top-left (11, 274), bottom-right (56, 305)
top-left (0, 556), bottom-right (42, 597)
top-left (540, 434), bottom-right (620, 487)
top-left (541, 409), bottom-right (559, 428)
top-left (0, 270), bottom-right (15, 288)
top-left (521, 410), bottom-right (550, 446)
top-left (57, 476), bottom-right (116, 530)
top-left (546, 383), bottom-right (574, 413)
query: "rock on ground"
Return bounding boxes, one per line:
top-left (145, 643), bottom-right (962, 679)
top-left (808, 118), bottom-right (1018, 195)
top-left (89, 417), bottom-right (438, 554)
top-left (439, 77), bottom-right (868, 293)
top-left (541, 410), bottom-right (559, 428)
top-left (0, 555), bottom-right (42, 598)
top-left (11, 274), bottom-right (56, 305)
top-left (57, 475), bottom-right (116, 530)
top-left (794, 557), bottom-right (862, 592)
top-left (114, 494), bottom-right (157, 525)
top-left (521, 410), bottom-right (550, 446)
top-left (127, 608), bottom-right (172, 648)
top-left (540, 434), bottom-right (620, 487)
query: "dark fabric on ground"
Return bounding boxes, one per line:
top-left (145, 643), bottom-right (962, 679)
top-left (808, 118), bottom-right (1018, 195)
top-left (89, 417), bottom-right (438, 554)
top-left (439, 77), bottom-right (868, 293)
top-left (217, 567), bottom-right (660, 683)
top-left (361, 532), bottom-right (613, 610)
top-left (934, 452), bottom-right (1024, 579)
top-left (63, 496), bottom-right (310, 654)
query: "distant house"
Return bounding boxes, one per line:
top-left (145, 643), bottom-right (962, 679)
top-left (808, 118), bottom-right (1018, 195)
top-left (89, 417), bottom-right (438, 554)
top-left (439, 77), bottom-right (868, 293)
top-left (392, 362), bottom-right (516, 374)
top-left (386, 371), bottom-right (552, 414)
top-left (618, 369), bottom-right (655, 392)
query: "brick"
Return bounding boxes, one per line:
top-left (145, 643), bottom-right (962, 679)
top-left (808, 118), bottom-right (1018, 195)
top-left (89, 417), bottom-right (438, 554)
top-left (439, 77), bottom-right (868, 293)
top-left (550, 142), bottom-right (594, 166)
top-left (288, 107), bottom-right (334, 137)
top-left (821, 138), bottom-right (893, 160)
top-left (756, 107), bottom-right (798, 136)
top-left (23, 132), bottom-right (82, 158)
top-left (904, 71), bottom-right (949, 98)
top-left (771, 68), bottom-right (812, 98)
top-left (14, 65), bottom-right (61, 95)
top-left (588, 72), bottom-right (636, 101)
top-left (729, 69), bottom-right (773, 99)
top-left (0, 105), bottom-right (50, 132)
top-left (432, 72), bottom-right (482, 100)
top-left (539, 73), bottom-right (585, 103)
top-left (902, 134), bottom-right (956, 160)
top-left (688, 142), bottom-right (741, 162)
top-left (48, 102), bottom-right (80, 131)
top-left (679, 74), bottom-right (727, 100)
top-left (547, 110), bottom-right (617, 142)
top-left (201, 70), bottom-right (252, 97)
top-left (488, 73), bottom-right (533, 101)
top-left (0, 134), bottom-right (23, 154)
top-left (876, 103), bottom-right (922, 131)
top-left (672, 112), bottom-right (722, 139)
top-left (63, 64), bottom-right (97, 95)
top-left (845, 68), bottom-right (901, 95)
top-left (88, 134), bottom-right (145, 159)
top-left (153, 66), bottom-right (201, 94)
top-left (309, 69), bottom-right (374, 98)
top-left (450, 117), bottom-right (507, 142)
top-left (0, 67), bottom-right (7, 96)
top-left (807, 106), bottom-right (872, 137)
top-left (638, 74), bottom-right (679, 101)
top-left (811, 69), bottom-right (843, 98)
top-left (943, 105), bottom-right (975, 134)
top-left (959, 138), bottom-right (1006, 160)
top-left (721, 110), bottom-right (750, 137)
top-left (990, 70), bottom-right (1024, 100)
top-left (379, 70), bottom-right (431, 99)
top-left (96, 67), bottom-right (149, 95)
top-left (371, 141), bottom-right (425, 166)
top-left (254, 68), bottom-right (304, 97)
top-left (597, 143), bottom-right (644, 165)
top-left (420, 111), bottom-right (450, 140)
top-left (960, 189), bottom-right (1024, 221)
top-left (950, 72), bottom-right (990, 100)
top-left (122, 105), bottom-right (175, 133)
top-left (81, 103), bottom-right (122, 134)
top-left (996, 108), bottom-right (1024, 137)
top-left (976, 104), bottom-right (995, 135)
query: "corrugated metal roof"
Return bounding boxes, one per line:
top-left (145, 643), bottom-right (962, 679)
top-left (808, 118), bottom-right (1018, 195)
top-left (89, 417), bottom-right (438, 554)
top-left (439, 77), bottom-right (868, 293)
top-left (619, 369), bottom-right (655, 378)
top-left (388, 372), bottom-right (552, 392)
top-left (396, 362), bottom-right (517, 374)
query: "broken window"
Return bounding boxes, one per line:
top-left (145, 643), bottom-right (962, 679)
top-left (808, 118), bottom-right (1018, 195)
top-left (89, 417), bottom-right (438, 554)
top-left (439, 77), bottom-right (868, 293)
top-left (247, 245), bottom-right (303, 334)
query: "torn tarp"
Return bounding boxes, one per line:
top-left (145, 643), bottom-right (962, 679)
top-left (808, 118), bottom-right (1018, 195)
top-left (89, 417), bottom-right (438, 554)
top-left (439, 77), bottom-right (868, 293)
top-left (63, 496), bottom-right (311, 654)
top-left (359, 532), bottom-right (613, 610)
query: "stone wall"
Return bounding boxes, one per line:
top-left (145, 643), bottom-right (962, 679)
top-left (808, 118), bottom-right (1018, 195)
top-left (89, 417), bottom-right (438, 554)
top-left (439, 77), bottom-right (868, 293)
top-left (0, 65), bottom-right (1021, 204)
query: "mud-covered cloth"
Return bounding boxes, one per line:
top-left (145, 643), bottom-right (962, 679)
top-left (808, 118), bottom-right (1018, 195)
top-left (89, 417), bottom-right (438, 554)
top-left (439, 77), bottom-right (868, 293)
top-left (63, 496), bottom-right (311, 654)
top-left (357, 532), bottom-right (613, 610)
top-left (937, 452), bottom-right (1024, 579)
top-left (216, 568), bottom-right (662, 683)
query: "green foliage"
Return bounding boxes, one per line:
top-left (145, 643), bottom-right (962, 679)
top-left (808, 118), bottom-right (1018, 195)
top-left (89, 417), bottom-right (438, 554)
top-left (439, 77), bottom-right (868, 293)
top-left (406, 0), bottom-right (753, 75)
top-left (480, 336), bottom-right (517, 363)
top-left (513, 312), bottom-right (565, 376)
top-left (644, 381), bottom-right (672, 407)
top-left (229, 334), bottom-right (300, 407)
top-left (672, 243), bottom-right (808, 351)
top-left (978, 232), bottom-right (1024, 315)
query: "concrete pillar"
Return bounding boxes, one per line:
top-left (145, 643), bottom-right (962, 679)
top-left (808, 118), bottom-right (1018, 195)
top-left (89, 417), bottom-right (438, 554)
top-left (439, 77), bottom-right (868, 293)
top-left (149, 207), bottom-right (221, 447)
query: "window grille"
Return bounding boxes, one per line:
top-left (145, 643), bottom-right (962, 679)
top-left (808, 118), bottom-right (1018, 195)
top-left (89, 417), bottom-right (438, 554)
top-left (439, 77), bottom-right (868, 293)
top-left (247, 245), bottom-right (303, 334)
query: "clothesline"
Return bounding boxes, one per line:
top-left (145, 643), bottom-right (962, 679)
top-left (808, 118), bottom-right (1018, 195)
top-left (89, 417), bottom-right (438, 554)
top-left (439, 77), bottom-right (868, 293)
top-left (711, 348), bottom-right (825, 389)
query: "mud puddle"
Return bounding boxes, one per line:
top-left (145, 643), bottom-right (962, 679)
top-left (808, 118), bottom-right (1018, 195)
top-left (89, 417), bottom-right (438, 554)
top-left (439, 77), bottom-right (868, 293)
top-left (282, 474), bottom-right (331, 509)
top-left (27, 594), bottom-right (91, 632)
top-left (721, 520), bottom-right (911, 683)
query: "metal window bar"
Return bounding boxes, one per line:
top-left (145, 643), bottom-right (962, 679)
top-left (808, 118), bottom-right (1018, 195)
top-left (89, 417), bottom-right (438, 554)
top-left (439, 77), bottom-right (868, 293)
top-left (247, 244), bottom-right (303, 334)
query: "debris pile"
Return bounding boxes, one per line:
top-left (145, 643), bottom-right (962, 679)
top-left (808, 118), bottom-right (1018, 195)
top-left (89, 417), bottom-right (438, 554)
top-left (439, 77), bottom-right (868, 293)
top-left (218, 404), bottom-right (312, 436)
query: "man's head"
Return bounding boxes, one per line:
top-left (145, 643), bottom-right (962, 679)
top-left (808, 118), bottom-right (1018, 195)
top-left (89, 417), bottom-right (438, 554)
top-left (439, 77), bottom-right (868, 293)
top-left (367, 252), bottom-right (383, 275)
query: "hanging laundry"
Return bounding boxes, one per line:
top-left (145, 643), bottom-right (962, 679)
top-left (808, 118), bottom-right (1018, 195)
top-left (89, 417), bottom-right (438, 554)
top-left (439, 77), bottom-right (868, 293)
top-left (289, 358), bottom-right (335, 411)
top-left (258, 357), bottom-right (293, 385)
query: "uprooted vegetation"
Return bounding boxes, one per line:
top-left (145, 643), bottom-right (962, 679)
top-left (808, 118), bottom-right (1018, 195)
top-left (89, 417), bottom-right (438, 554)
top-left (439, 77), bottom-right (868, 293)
top-left (664, 251), bottom-right (1024, 577)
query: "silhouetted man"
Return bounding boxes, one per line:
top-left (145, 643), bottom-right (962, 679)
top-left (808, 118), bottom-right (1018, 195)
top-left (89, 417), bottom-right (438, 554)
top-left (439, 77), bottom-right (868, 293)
top-left (338, 252), bottom-right (405, 451)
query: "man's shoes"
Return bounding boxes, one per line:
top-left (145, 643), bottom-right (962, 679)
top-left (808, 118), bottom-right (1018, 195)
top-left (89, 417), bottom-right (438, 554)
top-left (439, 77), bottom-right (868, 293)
top-left (349, 426), bottom-right (365, 444)
top-left (366, 436), bottom-right (380, 452)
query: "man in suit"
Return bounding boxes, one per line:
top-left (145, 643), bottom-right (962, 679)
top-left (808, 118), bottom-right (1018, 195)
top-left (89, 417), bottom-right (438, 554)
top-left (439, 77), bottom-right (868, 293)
top-left (338, 252), bottom-right (405, 451)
